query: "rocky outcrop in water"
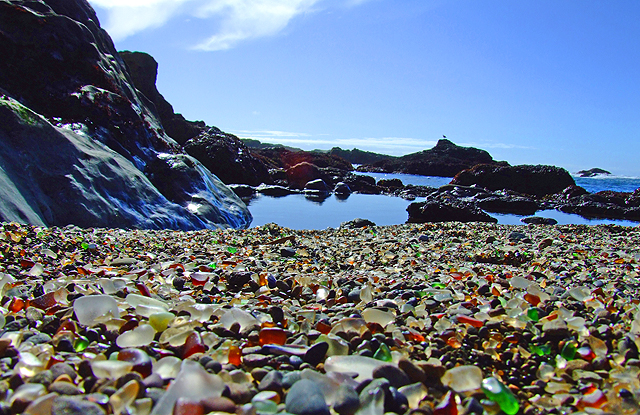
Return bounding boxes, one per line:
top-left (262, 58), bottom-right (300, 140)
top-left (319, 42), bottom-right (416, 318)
top-left (576, 168), bottom-right (611, 177)
top-left (451, 164), bottom-right (576, 197)
top-left (0, 0), bottom-right (250, 229)
top-left (357, 139), bottom-right (498, 177)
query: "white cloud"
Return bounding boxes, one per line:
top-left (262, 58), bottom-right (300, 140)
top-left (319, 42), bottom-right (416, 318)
top-left (88, 0), bottom-right (353, 50)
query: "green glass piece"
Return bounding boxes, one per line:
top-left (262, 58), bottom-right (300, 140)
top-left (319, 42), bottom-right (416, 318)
top-left (73, 337), bottom-right (90, 352)
top-left (227, 247), bottom-right (238, 254)
top-left (481, 377), bottom-right (519, 415)
top-left (527, 307), bottom-right (540, 322)
top-left (81, 242), bottom-right (89, 250)
top-left (431, 282), bottom-right (446, 289)
top-left (373, 343), bottom-right (393, 362)
top-left (561, 341), bottom-right (577, 360)
top-left (208, 262), bottom-right (217, 269)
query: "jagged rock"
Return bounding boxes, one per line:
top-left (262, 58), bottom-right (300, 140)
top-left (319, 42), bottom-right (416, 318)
top-left (561, 185), bottom-right (589, 199)
top-left (406, 197), bottom-right (497, 223)
top-left (304, 179), bottom-right (330, 192)
top-left (359, 139), bottom-right (498, 177)
top-left (521, 217), bottom-right (558, 225)
top-left (576, 168), bottom-right (611, 177)
top-left (341, 174), bottom-right (381, 195)
top-left (451, 164), bottom-right (575, 197)
top-left (120, 51), bottom-right (203, 145)
top-left (334, 182), bottom-right (352, 195)
top-left (184, 130), bottom-right (272, 186)
top-left (377, 179), bottom-right (403, 189)
top-left (340, 218), bottom-right (376, 229)
top-left (254, 147), bottom-right (353, 171)
top-left (256, 185), bottom-right (299, 197)
top-left (477, 196), bottom-right (539, 215)
top-left (286, 162), bottom-right (323, 189)
top-left (328, 147), bottom-right (392, 165)
top-left (0, 0), bottom-right (250, 229)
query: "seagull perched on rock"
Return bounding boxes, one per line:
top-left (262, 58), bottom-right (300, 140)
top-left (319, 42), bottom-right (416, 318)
top-left (443, 135), bottom-right (447, 138)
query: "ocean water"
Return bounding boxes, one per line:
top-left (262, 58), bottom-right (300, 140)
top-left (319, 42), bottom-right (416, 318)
top-left (247, 173), bottom-right (640, 229)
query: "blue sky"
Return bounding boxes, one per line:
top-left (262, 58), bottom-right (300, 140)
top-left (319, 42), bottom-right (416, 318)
top-left (88, 0), bottom-right (640, 175)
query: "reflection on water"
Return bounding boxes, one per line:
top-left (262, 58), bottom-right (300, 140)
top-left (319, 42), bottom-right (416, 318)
top-left (246, 173), bottom-right (640, 230)
top-left (248, 193), bottom-right (639, 230)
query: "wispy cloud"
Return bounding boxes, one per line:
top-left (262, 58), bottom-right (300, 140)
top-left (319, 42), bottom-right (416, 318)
top-left (88, 0), bottom-right (363, 50)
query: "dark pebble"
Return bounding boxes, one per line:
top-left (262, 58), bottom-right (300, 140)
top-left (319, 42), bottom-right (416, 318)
top-left (201, 396), bottom-right (237, 413)
top-left (304, 342), bottom-right (328, 366)
top-left (332, 383), bottom-right (360, 415)
top-left (285, 379), bottom-right (330, 415)
top-left (51, 363), bottom-right (77, 381)
top-left (49, 381), bottom-right (83, 395)
top-left (372, 364), bottom-right (411, 388)
top-left (51, 396), bottom-right (106, 415)
top-left (282, 371), bottom-right (302, 389)
top-left (258, 370), bottom-right (283, 394)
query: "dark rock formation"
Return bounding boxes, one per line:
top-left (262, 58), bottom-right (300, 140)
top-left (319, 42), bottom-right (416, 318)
top-left (120, 51), bottom-right (203, 145)
top-left (253, 147), bottom-right (353, 171)
top-left (328, 147), bottom-right (392, 165)
top-left (286, 162), bottom-right (323, 189)
top-left (521, 217), bottom-right (558, 225)
top-left (358, 139), bottom-right (497, 177)
top-left (0, 0), bottom-right (250, 229)
top-left (407, 196), bottom-right (497, 224)
top-left (476, 195), bottom-right (539, 215)
top-left (184, 130), bottom-right (272, 186)
top-left (576, 168), bottom-right (612, 177)
top-left (451, 164), bottom-right (575, 197)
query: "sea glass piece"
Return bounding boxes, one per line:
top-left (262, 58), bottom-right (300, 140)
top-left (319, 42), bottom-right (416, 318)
top-left (373, 343), bottom-right (392, 362)
top-left (399, 383), bottom-right (428, 409)
top-left (183, 332), bottom-right (205, 358)
top-left (153, 356), bottom-right (182, 380)
top-left (442, 365), bottom-right (482, 392)
top-left (317, 334), bottom-right (349, 356)
top-left (125, 294), bottom-right (168, 312)
top-left (110, 379), bottom-right (139, 415)
top-left (527, 307), bottom-right (540, 322)
top-left (362, 308), bottom-right (395, 327)
top-left (16, 352), bottom-right (45, 378)
top-left (91, 360), bottom-right (134, 379)
top-left (149, 360), bottom-right (225, 415)
top-left (576, 388), bottom-right (607, 410)
top-left (118, 348), bottom-right (153, 378)
top-left (116, 324), bottom-right (155, 348)
top-left (481, 377), bottom-right (519, 415)
top-left (509, 276), bottom-right (531, 289)
top-left (324, 355), bottom-right (392, 382)
top-left (456, 315), bottom-right (483, 328)
top-left (561, 341), bottom-right (577, 360)
top-left (259, 327), bottom-right (287, 346)
top-left (219, 308), bottom-right (259, 332)
top-left (149, 312), bottom-right (175, 332)
top-left (433, 390), bottom-right (457, 415)
top-left (228, 345), bottom-right (242, 366)
top-left (74, 295), bottom-right (120, 326)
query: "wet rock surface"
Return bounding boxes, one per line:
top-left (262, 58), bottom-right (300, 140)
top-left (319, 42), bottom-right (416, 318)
top-left (1, 220), bottom-right (639, 414)
top-left (0, 0), bottom-right (250, 230)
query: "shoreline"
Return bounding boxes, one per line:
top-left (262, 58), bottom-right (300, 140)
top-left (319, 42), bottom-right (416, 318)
top-left (1, 221), bottom-right (640, 414)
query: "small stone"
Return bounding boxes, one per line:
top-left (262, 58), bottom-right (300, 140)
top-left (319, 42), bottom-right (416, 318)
top-left (304, 342), bottom-right (328, 366)
top-left (372, 364), bottom-right (411, 389)
top-left (258, 370), bottom-right (283, 394)
top-left (51, 363), bottom-right (77, 382)
top-left (398, 358), bottom-right (426, 384)
top-left (51, 396), bottom-right (106, 415)
top-left (49, 381), bottom-right (82, 395)
top-left (250, 368), bottom-right (270, 382)
top-left (200, 396), bottom-right (237, 413)
top-left (285, 379), bottom-right (330, 415)
top-left (280, 247), bottom-right (296, 257)
top-left (29, 370), bottom-right (54, 386)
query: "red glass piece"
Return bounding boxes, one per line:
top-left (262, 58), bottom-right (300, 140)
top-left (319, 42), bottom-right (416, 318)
top-left (433, 391), bottom-right (458, 415)
top-left (456, 315), bottom-right (484, 328)
top-left (136, 283), bottom-right (151, 297)
top-left (8, 297), bottom-right (26, 313)
top-left (30, 292), bottom-right (58, 310)
top-left (118, 348), bottom-right (153, 378)
top-left (183, 332), bottom-right (205, 358)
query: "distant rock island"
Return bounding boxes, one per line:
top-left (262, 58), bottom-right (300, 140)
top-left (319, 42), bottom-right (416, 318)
top-left (576, 168), bottom-right (612, 177)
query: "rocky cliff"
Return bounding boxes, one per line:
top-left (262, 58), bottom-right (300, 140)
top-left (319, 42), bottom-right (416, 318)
top-left (357, 139), bottom-right (499, 177)
top-left (0, 0), bottom-right (251, 229)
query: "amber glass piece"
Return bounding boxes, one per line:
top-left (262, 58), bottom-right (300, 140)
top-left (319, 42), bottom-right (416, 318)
top-left (315, 320), bottom-right (332, 335)
top-left (119, 318), bottom-right (139, 334)
top-left (183, 332), bottom-right (205, 358)
top-left (56, 320), bottom-right (77, 336)
top-left (228, 345), bottom-right (242, 366)
top-left (8, 297), bottom-right (26, 313)
top-left (173, 398), bottom-right (204, 415)
top-left (20, 259), bottom-right (35, 268)
top-left (259, 327), bottom-right (287, 346)
top-left (504, 334), bottom-right (520, 344)
top-left (405, 328), bottom-right (425, 342)
top-left (524, 293), bottom-right (541, 306)
top-left (366, 322), bottom-right (385, 335)
top-left (118, 348), bottom-right (153, 378)
top-left (450, 272), bottom-right (464, 281)
top-left (191, 273), bottom-right (208, 287)
top-left (30, 292), bottom-right (58, 310)
top-left (456, 315), bottom-right (484, 328)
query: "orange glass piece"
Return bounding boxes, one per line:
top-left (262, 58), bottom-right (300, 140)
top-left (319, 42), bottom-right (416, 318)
top-left (259, 327), bottom-right (287, 346)
top-left (450, 272), bottom-right (464, 281)
top-left (524, 293), bottom-right (541, 306)
top-left (173, 398), bottom-right (204, 415)
top-left (366, 322), bottom-right (385, 335)
top-left (20, 259), bottom-right (35, 268)
top-left (456, 315), bottom-right (484, 328)
top-left (504, 334), bottom-right (520, 344)
top-left (405, 328), bottom-right (425, 342)
top-left (577, 389), bottom-right (607, 410)
top-left (315, 320), bottom-right (332, 334)
top-left (183, 332), bottom-right (205, 358)
top-left (228, 345), bottom-right (242, 366)
top-left (8, 297), bottom-right (26, 313)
